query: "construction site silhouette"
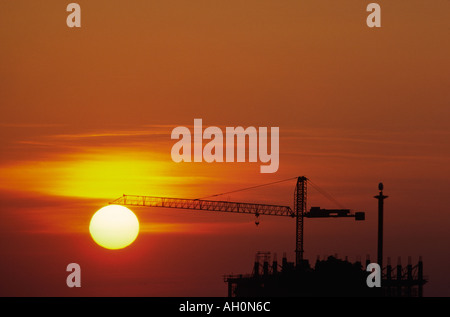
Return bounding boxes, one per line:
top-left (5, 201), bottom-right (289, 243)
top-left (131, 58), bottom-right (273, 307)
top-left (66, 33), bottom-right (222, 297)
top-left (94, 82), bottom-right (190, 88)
top-left (224, 181), bottom-right (426, 297)
top-left (224, 253), bottom-right (426, 297)
top-left (110, 177), bottom-right (427, 297)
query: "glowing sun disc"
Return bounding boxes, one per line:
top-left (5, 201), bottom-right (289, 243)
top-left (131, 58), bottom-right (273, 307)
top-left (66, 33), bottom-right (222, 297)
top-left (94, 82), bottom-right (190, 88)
top-left (89, 205), bottom-right (140, 249)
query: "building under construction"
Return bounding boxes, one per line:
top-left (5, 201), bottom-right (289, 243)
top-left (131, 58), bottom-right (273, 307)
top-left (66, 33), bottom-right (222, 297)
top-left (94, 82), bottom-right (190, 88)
top-left (224, 253), bottom-right (426, 297)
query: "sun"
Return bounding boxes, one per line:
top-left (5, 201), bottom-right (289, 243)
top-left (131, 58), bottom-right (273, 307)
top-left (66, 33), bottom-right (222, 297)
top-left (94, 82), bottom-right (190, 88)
top-left (89, 205), bottom-right (140, 249)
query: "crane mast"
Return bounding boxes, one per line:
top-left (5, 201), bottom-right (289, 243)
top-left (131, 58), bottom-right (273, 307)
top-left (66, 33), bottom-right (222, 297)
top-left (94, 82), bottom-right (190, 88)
top-left (109, 176), bottom-right (364, 267)
top-left (294, 176), bottom-right (307, 266)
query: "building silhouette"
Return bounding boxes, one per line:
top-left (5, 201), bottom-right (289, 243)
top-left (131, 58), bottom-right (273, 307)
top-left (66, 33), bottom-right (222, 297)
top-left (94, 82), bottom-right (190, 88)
top-left (224, 253), bottom-right (426, 297)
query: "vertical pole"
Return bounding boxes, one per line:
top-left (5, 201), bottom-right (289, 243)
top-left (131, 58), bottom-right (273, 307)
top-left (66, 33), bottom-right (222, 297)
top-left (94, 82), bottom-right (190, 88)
top-left (397, 257), bottom-right (402, 296)
top-left (407, 256), bottom-right (413, 297)
top-left (282, 252), bottom-right (287, 272)
top-left (253, 254), bottom-right (259, 277)
top-left (386, 257), bottom-right (392, 279)
top-left (374, 183), bottom-right (388, 271)
top-left (272, 253), bottom-right (278, 275)
top-left (263, 259), bottom-right (269, 276)
top-left (387, 257), bottom-right (392, 297)
top-left (418, 256), bottom-right (423, 297)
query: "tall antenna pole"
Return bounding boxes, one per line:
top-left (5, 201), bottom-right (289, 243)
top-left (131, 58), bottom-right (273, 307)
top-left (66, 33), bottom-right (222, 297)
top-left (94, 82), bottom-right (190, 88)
top-left (375, 182), bottom-right (388, 270)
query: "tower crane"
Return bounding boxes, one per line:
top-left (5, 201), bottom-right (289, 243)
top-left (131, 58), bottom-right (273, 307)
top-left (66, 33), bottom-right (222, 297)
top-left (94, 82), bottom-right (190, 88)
top-left (109, 176), bottom-right (365, 266)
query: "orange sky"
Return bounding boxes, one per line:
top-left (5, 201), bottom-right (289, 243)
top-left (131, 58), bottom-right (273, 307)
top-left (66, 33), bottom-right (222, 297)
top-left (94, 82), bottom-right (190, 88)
top-left (0, 0), bottom-right (449, 296)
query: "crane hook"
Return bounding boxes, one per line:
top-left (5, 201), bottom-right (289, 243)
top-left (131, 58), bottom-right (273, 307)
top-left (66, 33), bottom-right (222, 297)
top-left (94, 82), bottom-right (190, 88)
top-left (255, 213), bottom-right (260, 226)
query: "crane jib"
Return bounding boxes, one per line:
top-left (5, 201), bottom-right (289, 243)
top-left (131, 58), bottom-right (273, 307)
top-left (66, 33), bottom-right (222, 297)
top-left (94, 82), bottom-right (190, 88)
top-left (109, 194), bottom-right (295, 217)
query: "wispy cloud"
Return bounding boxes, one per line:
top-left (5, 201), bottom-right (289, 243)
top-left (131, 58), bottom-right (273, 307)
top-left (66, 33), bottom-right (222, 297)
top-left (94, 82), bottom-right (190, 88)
top-left (50, 129), bottom-right (169, 140)
top-left (0, 123), bottom-right (66, 128)
top-left (285, 150), bottom-right (448, 162)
